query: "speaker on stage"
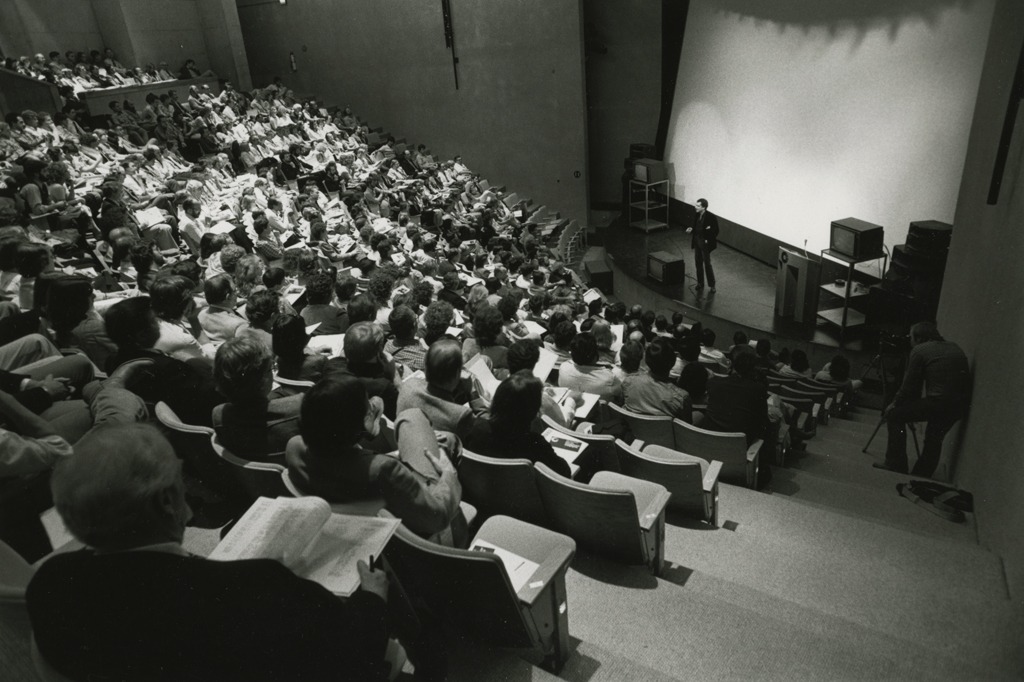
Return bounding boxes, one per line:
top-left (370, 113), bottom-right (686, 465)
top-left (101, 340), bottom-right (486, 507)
top-left (647, 251), bottom-right (685, 285)
top-left (629, 143), bottom-right (656, 160)
top-left (774, 247), bottom-right (820, 323)
top-left (585, 259), bottom-right (614, 295)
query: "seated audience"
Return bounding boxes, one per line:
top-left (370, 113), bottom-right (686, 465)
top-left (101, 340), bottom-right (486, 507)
top-left (384, 305), bottom-right (427, 372)
top-left (198, 273), bottom-right (249, 345)
top-left (623, 337), bottom-right (692, 422)
top-left (464, 370), bottom-right (572, 477)
top-left (103, 297), bottom-right (221, 426)
top-left (558, 332), bottom-right (623, 403)
top-left (27, 422), bottom-right (394, 682)
top-left (703, 348), bottom-right (778, 488)
top-left (326, 322), bottom-right (399, 419)
top-left (777, 348), bottom-right (813, 378)
top-left (397, 337), bottom-right (485, 437)
top-left (300, 270), bottom-right (348, 335)
top-left (272, 313), bottom-right (328, 385)
top-left (286, 377), bottom-right (463, 540)
top-left (212, 335), bottom-right (302, 459)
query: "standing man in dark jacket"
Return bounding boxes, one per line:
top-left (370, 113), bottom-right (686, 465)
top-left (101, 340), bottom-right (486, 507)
top-left (686, 198), bottom-right (719, 292)
top-left (875, 322), bottom-right (970, 476)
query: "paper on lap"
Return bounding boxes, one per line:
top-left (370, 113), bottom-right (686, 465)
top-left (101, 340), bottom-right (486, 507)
top-left (209, 496), bottom-right (399, 597)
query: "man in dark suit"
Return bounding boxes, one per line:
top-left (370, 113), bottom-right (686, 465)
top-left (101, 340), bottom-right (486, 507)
top-left (27, 422), bottom-right (394, 682)
top-left (686, 198), bottom-right (720, 292)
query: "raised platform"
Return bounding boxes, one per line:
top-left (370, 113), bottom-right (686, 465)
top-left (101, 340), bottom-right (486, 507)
top-left (595, 214), bottom-right (877, 370)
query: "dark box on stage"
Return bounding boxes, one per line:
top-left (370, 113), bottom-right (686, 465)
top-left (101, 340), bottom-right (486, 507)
top-left (830, 217), bottom-right (884, 260)
top-left (647, 251), bottom-right (685, 285)
top-left (585, 259), bottom-right (613, 295)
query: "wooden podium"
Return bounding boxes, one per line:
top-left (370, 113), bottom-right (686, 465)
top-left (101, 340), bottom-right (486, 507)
top-left (774, 247), bottom-right (819, 323)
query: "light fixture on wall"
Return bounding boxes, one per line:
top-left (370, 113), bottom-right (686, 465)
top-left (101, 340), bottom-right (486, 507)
top-left (279, 0), bottom-right (287, 5)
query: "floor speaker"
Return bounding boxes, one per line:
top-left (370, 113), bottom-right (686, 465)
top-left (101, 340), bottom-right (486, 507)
top-left (585, 259), bottom-right (613, 295)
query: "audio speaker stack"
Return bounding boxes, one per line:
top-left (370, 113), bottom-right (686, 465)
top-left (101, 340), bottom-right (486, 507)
top-left (877, 220), bottom-right (952, 323)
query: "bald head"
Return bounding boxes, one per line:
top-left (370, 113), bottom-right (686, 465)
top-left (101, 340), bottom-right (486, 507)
top-left (425, 337), bottom-right (463, 389)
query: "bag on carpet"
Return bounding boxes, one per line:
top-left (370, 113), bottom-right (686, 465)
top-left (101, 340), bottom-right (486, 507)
top-left (896, 480), bottom-right (973, 523)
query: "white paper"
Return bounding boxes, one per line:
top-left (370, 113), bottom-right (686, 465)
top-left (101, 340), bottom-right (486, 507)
top-left (305, 322), bottom-right (321, 335)
top-left (209, 496), bottom-right (330, 564)
top-left (291, 514), bottom-right (399, 597)
top-left (542, 427), bottom-right (588, 477)
top-left (209, 496), bottom-right (399, 597)
top-left (465, 355), bottom-right (500, 403)
top-left (308, 333), bottom-right (345, 357)
top-left (610, 324), bottom-right (626, 352)
top-left (469, 539), bottom-right (539, 594)
top-left (533, 346), bottom-right (558, 382)
top-left (134, 207), bottom-right (165, 228)
top-left (521, 319), bottom-right (547, 337)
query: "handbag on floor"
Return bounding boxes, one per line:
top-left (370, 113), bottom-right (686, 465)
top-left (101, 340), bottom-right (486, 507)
top-left (896, 480), bottom-right (973, 522)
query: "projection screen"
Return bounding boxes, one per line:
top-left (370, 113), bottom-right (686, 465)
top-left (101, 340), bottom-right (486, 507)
top-left (663, 0), bottom-right (994, 253)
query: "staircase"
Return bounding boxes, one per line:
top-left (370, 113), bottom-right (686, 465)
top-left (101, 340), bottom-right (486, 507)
top-left (460, 405), bottom-right (1024, 680)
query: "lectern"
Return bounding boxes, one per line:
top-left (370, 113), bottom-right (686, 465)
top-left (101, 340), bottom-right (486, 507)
top-left (774, 247), bottom-right (819, 323)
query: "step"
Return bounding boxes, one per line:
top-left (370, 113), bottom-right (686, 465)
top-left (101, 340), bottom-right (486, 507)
top-left (766, 467), bottom-right (979, 544)
top-left (675, 487), bottom-right (1018, 662)
top-left (564, 552), bottom-right (1021, 680)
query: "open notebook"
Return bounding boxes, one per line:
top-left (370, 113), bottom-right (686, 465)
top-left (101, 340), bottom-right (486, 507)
top-left (209, 496), bottom-right (399, 597)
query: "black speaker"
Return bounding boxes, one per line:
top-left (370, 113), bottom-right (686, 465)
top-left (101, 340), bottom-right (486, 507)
top-left (629, 143), bottom-right (656, 160)
top-left (585, 259), bottom-right (613, 295)
top-left (907, 220), bottom-right (953, 252)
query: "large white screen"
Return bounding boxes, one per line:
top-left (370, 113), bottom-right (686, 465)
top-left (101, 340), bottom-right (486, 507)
top-left (665, 0), bottom-right (994, 253)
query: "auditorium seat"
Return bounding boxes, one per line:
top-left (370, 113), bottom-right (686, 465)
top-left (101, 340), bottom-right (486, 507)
top-left (615, 439), bottom-right (721, 526)
top-left (457, 449), bottom-right (547, 526)
top-left (671, 419), bottom-right (761, 489)
top-left (381, 513), bottom-right (576, 673)
top-left (209, 435), bottom-right (292, 501)
top-left (533, 463), bottom-right (670, 575)
top-left (607, 402), bottom-right (675, 450)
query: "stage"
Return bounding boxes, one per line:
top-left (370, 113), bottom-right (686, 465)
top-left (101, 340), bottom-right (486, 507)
top-left (592, 214), bottom-right (873, 364)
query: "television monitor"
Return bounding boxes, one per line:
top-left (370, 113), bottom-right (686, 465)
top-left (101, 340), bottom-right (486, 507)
top-left (633, 158), bottom-right (667, 184)
top-left (829, 218), bottom-right (884, 260)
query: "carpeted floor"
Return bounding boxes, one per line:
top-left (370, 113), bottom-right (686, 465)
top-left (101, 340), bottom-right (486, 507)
top-left (453, 405), bottom-right (1024, 680)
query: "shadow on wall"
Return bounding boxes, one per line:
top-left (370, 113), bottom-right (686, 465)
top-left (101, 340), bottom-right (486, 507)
top-left (714, 0), bottom-right (980, 38)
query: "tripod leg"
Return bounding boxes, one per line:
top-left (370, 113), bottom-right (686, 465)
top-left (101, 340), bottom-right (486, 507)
top-left (862, 415), bottom-right (887, 453)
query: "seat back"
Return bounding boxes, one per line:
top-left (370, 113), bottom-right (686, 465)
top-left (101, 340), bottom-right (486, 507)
top-left (381, 521), bottom-right (535, 649)
top-left (613, 440), bottom-right (706, 517)
top-left (281, 469), bottom-right (386, 517)
top-left (458, 450), bottom-right (546, 525)
top-left (672, 419), bottom-right (749, 484)
top-left (532, 462), bottom-right (646, 566)
top-left (209, 435), bottom-right (292, 501)
top-left (608, 403), bottom-right (675, 449)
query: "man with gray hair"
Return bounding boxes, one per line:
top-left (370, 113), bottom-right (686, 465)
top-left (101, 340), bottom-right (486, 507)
top-left (27, 423), bottom-right (393, 681)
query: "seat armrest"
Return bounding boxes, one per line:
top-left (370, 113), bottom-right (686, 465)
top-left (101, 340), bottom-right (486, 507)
top-left (632, 439), bottom-right (646, 450)
top-left (474, 515), bottom-right (575, 606)
top-left (590, 471), bottom-right (671, 532)
top-left (746, 439), bottom-right (763, 463)
top-left (636, 489), bottom-right (672, 532)
top-left (702, 460), bottom-right (723, 493)
top-left (811, 403), bottom-right (820, 419)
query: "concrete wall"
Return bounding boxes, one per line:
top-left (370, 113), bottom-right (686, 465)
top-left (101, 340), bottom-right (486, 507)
top-left (236, 0), bottom-right (590, 225)
top-left (0, 0), bottom-right (103, 58)
top-left (939, 0), bottom-right (1024, 604)
top-left (582, 0), bottom-right (661, 207)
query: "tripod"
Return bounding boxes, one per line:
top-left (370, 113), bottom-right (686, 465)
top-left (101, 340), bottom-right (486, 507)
top-left (861, 348), bottom-right (920, 456)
